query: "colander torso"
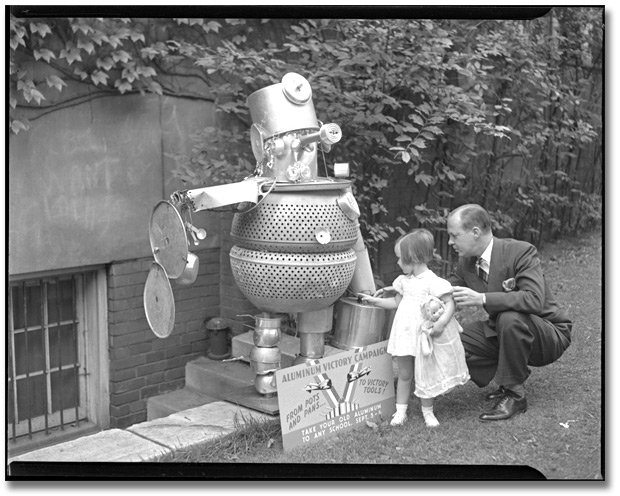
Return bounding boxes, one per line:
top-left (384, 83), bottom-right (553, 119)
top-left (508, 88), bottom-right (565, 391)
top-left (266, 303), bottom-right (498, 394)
top-left (231, 185), bottom-right (359, 253)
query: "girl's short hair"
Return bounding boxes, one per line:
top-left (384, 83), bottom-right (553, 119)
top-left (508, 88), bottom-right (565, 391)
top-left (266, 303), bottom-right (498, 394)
top-left (396, 229), bottom-right (435, 264)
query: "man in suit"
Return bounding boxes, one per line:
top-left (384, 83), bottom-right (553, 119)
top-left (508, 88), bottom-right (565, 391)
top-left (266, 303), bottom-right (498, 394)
top-left (447, 204), bottom-right (572, 421)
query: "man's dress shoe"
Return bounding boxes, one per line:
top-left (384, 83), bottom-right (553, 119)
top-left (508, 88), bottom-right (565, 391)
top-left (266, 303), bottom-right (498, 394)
top-left (479, 389), bottom-right (527, 421)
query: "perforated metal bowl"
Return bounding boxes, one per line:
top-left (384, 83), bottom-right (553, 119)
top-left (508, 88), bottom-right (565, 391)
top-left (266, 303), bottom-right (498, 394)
top-left (230, 246), bottom-right (357, 313)
top-left (231, 188), bottom-right (358, 253)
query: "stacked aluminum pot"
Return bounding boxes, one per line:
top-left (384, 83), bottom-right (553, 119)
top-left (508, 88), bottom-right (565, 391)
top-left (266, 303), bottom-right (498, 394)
top-left (249, 315), bottom-right (282, 396)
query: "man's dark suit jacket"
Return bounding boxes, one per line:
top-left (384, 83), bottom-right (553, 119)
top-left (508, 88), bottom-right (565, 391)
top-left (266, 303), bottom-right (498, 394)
top-left (449, 237), bottom-right (572, 343)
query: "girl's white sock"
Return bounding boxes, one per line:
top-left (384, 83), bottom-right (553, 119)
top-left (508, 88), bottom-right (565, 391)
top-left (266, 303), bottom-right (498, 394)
top-left (421, 405), bottom-right (439, 427)
top-left (391, 403), bottom-right (408, 425)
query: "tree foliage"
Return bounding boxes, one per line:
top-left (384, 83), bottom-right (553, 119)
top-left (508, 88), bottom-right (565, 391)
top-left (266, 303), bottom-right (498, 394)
top-left (10, 10), bottom-right (603, 271)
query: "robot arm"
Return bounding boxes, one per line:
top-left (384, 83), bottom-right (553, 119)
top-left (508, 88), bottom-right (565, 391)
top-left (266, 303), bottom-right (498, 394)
top-left (170, 177), bottom-right (268, 213)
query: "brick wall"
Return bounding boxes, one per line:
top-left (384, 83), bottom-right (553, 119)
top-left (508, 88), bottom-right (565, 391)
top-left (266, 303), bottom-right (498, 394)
top-left (107, 248), bottom-right (220, 429)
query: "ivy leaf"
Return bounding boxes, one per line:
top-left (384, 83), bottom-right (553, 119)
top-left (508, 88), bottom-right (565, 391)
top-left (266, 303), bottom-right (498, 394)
top-left (29, 89), bottom-right (46, 105)
top-left (77, 39), bottom-right (95, 54)
top-left (401, 151), bottom-right (411, 163)
top-left (136, 66), bottom-right (156, 78)
top-left (122, 66), bottom-right (137, 83)
top-left (114, 79), bottom-right (133, 93)
top-left (96, 57), bottom-right (115, 71)
top-left (33, 49), bottom-right (56, 62)
top-left (72, 22), bottom-right (94, 35)
top-left (45, 75), bottom-right (67, 91)
top-left (59, 45), bottom-right (83, 64)
top-left (73, 67), bottom-right (89, 80)
top-left (30, 22), bottom-right (52, 38)
top-left (91, 70), bottom-right (109, 86)
top-left (10, 34), bottom-right (26, 50)
top-left (11, 119), bottom-right (29, 134)
top-left (9, 97), bottom-right (17, 109)
top-left (112, 50), bottom-right (132, 63)
top-left (107, 35), bottom-right (123, 49)
top-left (129, 32), bottom-right (146, 43)
top-left (90, 30), bottom-right (109, 46)
top-left (205, 21), bottom-right (221, 33)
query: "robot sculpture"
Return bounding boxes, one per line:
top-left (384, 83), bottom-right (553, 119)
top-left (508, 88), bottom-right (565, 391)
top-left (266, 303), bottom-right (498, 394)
top-left (144, 73), bottom-right (376, 397)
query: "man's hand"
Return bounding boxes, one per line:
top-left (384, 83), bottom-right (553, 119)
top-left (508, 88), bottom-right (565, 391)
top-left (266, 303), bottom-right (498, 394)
top-left (452, 286), bottom-right (485, 307)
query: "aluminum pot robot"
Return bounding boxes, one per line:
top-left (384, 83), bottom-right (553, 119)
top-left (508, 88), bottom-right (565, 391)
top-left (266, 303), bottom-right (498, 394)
top-left (144, 73), bottom-right (376, 396)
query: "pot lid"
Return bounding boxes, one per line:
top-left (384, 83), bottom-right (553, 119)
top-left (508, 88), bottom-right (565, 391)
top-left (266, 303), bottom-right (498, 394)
top-left (149, 200), bottom-right (188, 279)
top-left (143, 261), bottom-right (175, 338)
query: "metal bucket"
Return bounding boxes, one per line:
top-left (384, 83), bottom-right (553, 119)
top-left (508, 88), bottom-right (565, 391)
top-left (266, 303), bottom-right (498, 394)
top-left (247, 75), bottom-right (318, 139)
top-left (332, 297), bottom-right (391, 350)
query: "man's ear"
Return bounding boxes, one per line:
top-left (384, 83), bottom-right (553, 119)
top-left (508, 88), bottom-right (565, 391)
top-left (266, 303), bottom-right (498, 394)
top-left (472, 226), bottom-right (481, 239)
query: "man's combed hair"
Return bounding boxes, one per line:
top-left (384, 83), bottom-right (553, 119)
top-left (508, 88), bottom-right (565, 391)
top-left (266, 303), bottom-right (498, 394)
top-left (450, 204), bottom-right (492, 233)
top-left (396, 229), bottom-right (435, 264)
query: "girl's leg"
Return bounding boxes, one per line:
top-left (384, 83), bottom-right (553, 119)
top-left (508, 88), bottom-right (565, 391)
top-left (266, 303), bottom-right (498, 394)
top-left (395, 356), bottom-right (414, 404)
top-left (391, 356), bottom-right (414, 425)
top-left (421, 397), bottom-right (439, 427)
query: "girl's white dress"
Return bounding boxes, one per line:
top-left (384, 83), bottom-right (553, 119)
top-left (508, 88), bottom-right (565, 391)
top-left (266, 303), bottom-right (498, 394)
top-left (387, 269), bottom-right (470, 398)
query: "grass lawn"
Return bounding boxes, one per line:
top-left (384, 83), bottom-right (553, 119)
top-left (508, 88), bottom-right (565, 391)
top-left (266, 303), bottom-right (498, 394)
top-left (168, 229), bottom-right (603, 480)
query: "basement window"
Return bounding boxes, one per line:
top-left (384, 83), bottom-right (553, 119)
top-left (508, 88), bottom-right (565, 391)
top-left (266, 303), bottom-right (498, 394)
top-left (7, 268), bottom-right (109, 456)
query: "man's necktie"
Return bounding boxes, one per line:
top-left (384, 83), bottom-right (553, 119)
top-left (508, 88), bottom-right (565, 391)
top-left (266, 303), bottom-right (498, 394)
top-left (476, 257), bottom-right (489, 283)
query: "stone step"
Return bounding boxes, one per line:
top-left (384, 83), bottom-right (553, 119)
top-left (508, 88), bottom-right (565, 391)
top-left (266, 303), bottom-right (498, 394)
top-left (185, 355), bottom-right (256, 397)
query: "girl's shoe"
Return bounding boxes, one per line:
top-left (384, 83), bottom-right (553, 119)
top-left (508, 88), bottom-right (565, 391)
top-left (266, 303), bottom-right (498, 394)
top-left (423, 411), bottom-right (440, 427)
top-left (390, 410), bottom-right (408, 426)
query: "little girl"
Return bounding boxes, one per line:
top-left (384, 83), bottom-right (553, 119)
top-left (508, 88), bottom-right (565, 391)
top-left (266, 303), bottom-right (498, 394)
top-left (359, 229), bottom-right (469, 427)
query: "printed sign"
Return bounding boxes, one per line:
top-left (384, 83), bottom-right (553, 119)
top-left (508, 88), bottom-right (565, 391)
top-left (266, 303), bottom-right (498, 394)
top-left (275, 340), bottom-right (396, 451)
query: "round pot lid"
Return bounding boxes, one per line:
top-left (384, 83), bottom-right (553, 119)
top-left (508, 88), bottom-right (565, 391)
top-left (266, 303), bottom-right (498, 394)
top-left (149, 200), bottom-right (188, 279)
top-left (143, 261), bottom-right (175, 338)
top-left (281, 72), bottom-right (312, 105)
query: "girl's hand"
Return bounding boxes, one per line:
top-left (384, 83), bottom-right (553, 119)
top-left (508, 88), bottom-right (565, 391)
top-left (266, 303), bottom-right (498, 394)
top-left (357, 293), bottom-right (374, 304)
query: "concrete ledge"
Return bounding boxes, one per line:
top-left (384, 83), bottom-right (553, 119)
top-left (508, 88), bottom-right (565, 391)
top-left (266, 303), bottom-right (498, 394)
top-left (8, 401), bottom-right (273, 464)
top-left (146, 387), bottom-right (218, 421)
top-left (7, 428), bottom-right (171, 463)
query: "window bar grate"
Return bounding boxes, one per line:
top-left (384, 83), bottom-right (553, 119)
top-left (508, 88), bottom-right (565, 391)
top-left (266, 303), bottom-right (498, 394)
top-left (55, 278), bottom-right (65, 430)
top-left (41, 281), bottom-right (50, 436)
top-left (23, 281), bottom-right (33, 439)
top-left (8, 289), bottom-right (17, 443)
top-left (72, 275), bottom-right (80, 428)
